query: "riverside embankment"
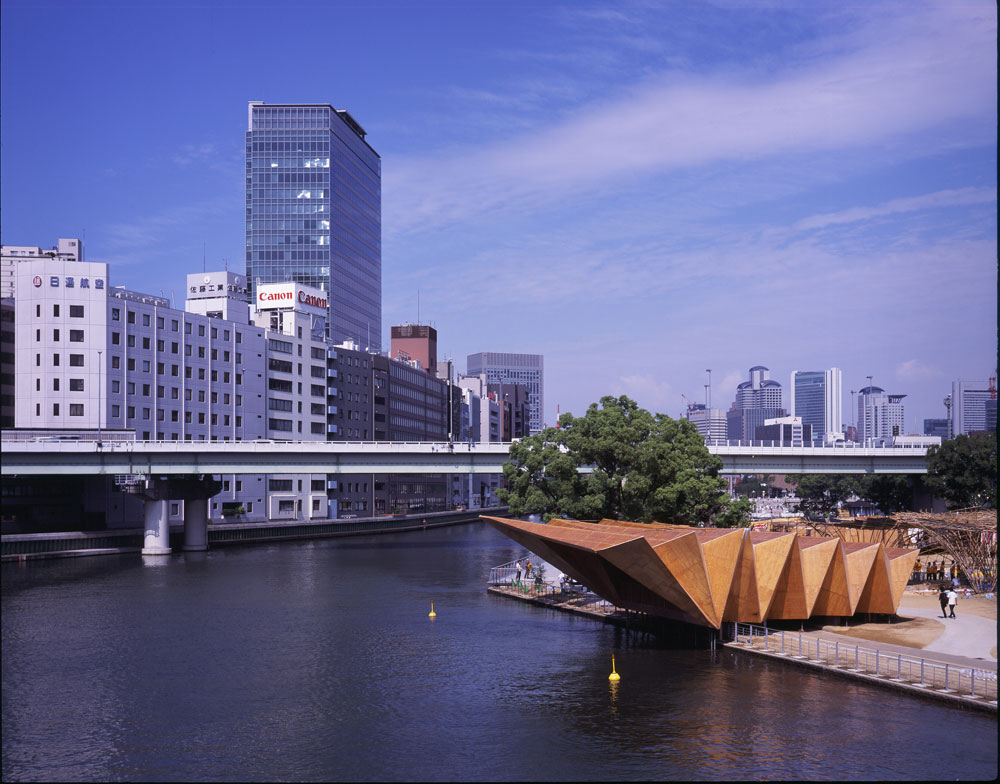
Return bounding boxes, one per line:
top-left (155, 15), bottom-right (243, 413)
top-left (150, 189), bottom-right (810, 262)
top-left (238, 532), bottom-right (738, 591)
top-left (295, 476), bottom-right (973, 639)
top-left (1, 506), bottom-right (507, 560)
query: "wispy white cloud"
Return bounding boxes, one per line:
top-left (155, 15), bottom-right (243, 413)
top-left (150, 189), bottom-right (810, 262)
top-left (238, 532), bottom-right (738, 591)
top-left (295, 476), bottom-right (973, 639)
top-left (385, 2), bottom-right (995, 236)
top-left (611, 373), bottom-right (675, 411)
top-left (896, 359), bottom-right (942, 382)
top-left (794, 187), bottom-right (997, 232)
top-left (171, 143), bottom-right (217, 167)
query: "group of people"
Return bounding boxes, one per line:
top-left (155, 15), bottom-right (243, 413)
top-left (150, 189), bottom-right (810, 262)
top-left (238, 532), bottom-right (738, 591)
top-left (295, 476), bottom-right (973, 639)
top-left (912, 559), bottom-right (959, 584)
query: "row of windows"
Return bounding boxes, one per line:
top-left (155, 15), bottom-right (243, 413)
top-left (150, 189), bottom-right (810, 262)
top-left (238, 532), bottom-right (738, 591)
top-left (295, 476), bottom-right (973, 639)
top-left (33, 304), bottom-right (86, 318)
top-left (35, 328), bottom-right (85, 343)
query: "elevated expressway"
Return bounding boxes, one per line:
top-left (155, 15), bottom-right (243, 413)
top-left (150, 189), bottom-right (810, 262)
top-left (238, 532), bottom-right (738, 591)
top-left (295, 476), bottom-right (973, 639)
top-left (1, 439), bottom-right (929, 477)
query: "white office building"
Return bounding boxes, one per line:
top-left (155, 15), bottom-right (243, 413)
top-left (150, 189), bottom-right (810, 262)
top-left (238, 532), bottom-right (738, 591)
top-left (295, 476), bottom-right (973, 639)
top-left (684, 403), bottom-right (727, 443)
top-left (950, 379), bottom-right (993, 436)
top-left (856, 386), bottom-right (906, 445)
top-left (2, 237), bottom-right (84, 300)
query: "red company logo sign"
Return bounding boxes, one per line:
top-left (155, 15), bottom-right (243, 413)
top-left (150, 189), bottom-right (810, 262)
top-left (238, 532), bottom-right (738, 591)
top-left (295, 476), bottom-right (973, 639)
top-left (298, 291), bottom-right (327, 309)
top-left (32, 276), bottom-right (42, 287)
top-left (258, 290), bottom-right (293, 303)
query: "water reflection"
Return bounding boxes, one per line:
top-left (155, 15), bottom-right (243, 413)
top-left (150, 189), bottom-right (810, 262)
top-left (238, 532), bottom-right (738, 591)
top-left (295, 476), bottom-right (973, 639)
top-left (3, 522), bottom-right (996, 782)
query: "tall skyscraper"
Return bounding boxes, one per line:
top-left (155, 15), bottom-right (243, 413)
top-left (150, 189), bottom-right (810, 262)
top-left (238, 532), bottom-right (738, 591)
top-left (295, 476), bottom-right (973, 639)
top-left (726, 366), bottom-right (784, 442)
top-left (245, 102), bottom-right (381, 351)
top-left (857, 386), bottom-right (905, 444)
top-left (950, 379), bottom-right (994, 436)
top-left (790, 367), bottom-right (842, 444)
top-left (467, 352), bottom-right (544, 435)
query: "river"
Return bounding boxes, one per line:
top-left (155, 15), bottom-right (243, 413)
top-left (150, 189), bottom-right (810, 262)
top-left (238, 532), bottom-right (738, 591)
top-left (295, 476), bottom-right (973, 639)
top-left (2, 521), bottom-right (996, 781)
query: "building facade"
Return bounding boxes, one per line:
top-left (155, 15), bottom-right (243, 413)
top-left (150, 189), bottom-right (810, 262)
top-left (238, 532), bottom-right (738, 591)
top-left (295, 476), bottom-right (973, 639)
top-left (950, 379), bottom-right (994, 436)
top-left (684, 403), bottom-right (727, 443)
top-left (755, 416), bottom-right (812, 446)
top-left (856, 386), bottom-right (906, 445)
top-left (726, 366), bottom-right (785, 442)
top-left (245, 102), bottom-right (381, 351)
top-left (466, 352), bottom-right (544, 434)
top-left (2, 237), bottom-right (83, 300)
top-left (923, 418), bottom-right (950, 440)
top-left (790, 367), bottom-right (842, 444)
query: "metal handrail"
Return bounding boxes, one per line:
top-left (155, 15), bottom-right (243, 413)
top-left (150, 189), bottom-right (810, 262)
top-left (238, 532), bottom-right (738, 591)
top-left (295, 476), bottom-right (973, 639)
top-left (729, 622), bottom-right (997, 701)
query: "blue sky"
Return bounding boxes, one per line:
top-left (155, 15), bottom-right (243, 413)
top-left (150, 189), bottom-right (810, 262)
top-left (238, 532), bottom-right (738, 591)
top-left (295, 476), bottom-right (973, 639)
top-left (2, 0), bottom-right (996, 431)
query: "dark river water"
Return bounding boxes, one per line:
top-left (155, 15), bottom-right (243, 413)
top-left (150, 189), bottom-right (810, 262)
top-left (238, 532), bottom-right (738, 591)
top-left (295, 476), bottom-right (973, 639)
top-left (2, 521), bottom-right (997, 781)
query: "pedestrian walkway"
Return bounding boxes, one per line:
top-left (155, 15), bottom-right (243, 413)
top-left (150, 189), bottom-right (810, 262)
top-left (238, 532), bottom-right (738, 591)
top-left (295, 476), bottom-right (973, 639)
top-left (899, 605), bottom-right (997, 662)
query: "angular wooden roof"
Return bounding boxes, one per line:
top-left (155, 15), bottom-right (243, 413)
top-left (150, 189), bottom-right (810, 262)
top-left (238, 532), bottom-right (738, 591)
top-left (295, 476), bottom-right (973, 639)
top-left (482, 516), bottom-right (917, 629)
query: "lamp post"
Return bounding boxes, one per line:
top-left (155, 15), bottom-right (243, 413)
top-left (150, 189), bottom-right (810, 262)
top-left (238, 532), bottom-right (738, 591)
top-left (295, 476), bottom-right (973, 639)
top-left (97, 349), bottom-right (103, 446)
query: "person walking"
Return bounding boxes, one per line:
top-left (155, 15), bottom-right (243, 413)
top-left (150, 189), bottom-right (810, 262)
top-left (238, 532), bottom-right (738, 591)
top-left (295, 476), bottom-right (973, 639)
top-left (947, 588), bottom-right (958, 618)
top-left (514, 560), bottom-right (523, 586)
top-left (938, 585), bottom-right (949, 618)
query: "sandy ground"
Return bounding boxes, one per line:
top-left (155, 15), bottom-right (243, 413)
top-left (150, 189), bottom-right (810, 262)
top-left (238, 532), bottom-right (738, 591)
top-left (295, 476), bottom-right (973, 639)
top-left (819, 590), bottom-right (997, 659)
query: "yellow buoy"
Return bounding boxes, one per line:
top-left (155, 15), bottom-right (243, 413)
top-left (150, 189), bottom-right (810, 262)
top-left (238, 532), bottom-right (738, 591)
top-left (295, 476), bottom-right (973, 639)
top-left (428, 601), bottom-right (437, 618)
top-left (608, 654), bottom-right (620, 682)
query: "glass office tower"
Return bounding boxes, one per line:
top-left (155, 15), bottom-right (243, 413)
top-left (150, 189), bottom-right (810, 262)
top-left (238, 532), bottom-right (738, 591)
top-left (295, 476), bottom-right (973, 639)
top-left (790, 367), bottom-right (843, 444)
top-left (246, 103), bottom-right (381, 350)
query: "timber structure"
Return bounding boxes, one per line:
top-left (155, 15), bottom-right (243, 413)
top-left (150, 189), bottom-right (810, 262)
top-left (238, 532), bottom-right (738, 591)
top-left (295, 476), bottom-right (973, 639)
top-left (481, 516), bottom-right (917, 629)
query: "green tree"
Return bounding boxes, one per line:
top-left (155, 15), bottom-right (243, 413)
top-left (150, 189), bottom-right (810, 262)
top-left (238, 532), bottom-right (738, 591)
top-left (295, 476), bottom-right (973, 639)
top-left (499, 395), bottom-right (749, 526)
top-left (788, 474), bottom-right (859, 519)
top-left (924, 431), bottom-right (996, 509)
top-left (856, 474), bottom-right (914, 515)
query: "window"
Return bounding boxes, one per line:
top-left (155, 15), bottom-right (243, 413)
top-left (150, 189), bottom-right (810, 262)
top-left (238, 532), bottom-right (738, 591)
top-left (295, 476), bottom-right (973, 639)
top-left (171, 410), bottom-right (179, 422)
top-left (198, 325), bottom-right (205, 337)
top-left (52, 328), bottom-right (59, 341)
top-left (69, 378), bottom-right (84, 392)
top-left (127, 335), bottom-right (136, 348)
top-left (268, 479), bottom-right (293, 491)
top-left (142, 314), bottom-right (150, 327)
top-left (185, 412), bottom-right (192, 424)
top-left (311, 403), bottom-right (325, 415)
top-left (142, 408), bottom-right (151, 420)
top-left (53, 378), bottom-right (60, 391)
top-left (53, 403), bottom-right (60, 416)
top-left (171, 342), bottom-right (179, 354)
top-left (171, 320), bottom-right (179, 332)
top-left (311, 422), bottom-right (325, 434)
top-left (269, 338), bottom-right (293, 354)
top-left (53, 304), bottom-right (60, 317)
top-left (52, 353), bottom-right (60, 366)
top-left (223, 372), bottom-right (230, 383)
top-left (142, 360), bottom-right (150, 372)
top-left (127, 358), bottom-right (135, 371)
top-left (112, 380), bottom-right (120, 393)
top-left (224, 330), bottom-right (230, 341)
top-left (127, 382), bottom-right (135, 395)
top-left (112, 356), bottom-right (120, 369)
top-left (198, 390), bottom-right (205, 403)
top-left (236, 332), bottom-right (242, 344)
top-left (142, 383), bottom-right (150, 397)
top-left (211, 370), bottom-right (218, 382)
top-left (269, 398), bottom-right (293, 411)
top-left (127, 406), bottom-right (135, 419)
top-left (112, 405), bottom-right (120, 418)
top-left (268, 378), bottom-right (292, 393)
top-left (69, 305), bottom-right (84, 318)
top-left (311, 347), bottom-right (326, 360)
top-left (157, 317), bottom-right (164, 329)
top-left (269, 358), bottom-right (293, 373)
top-left (112, 308), bottom-right (120, 321)
top-left (198, 368), bottom-right (205, 380)
top-left (171, 387), bottom-right (179, 399)
top-left (185, 323), bottom-right (192, 334)
top-left (198, 346), bottom-right (205, 359)
top-left (311, 384), bottom-right (325, 397)
top-left (171, 364), bottom-right (179, 377)
top-left (185, 345), bottom-right (192, 357)
top-left (112, 332), bottom-right (120, 345)
top-left (142, 337), bottom-right (151, 350)
top-left (127, 311), bottom-right (135, 324)
top-left (211, 327), bottom-right (218, 339)
top-left (69, 330), bottom-right (84, 342)
top-left (268, 418), bottom-right (293, 431)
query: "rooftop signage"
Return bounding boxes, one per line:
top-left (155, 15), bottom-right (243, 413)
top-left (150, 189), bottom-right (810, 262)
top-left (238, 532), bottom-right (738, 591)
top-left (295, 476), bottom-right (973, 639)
top-left (256, 283), bottom-right (328, 314)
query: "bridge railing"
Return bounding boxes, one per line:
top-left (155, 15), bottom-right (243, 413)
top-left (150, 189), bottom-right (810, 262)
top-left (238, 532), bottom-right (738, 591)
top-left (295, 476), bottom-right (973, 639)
top-left (728, 622), bottom-right (997, 702)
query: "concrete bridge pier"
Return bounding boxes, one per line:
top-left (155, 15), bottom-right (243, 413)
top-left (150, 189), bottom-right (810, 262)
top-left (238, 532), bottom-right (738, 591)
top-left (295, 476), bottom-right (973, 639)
top-left (183, 498), bottom-right (208, 552)
top-left (140, 478), bottom-right (171, 556)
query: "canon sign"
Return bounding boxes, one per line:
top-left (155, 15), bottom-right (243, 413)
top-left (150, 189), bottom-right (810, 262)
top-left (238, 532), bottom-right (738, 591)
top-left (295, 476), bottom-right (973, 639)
top-left (258, 290), bottom-right (293, 303)
top-left (298, 291), bottom-right (327, 309)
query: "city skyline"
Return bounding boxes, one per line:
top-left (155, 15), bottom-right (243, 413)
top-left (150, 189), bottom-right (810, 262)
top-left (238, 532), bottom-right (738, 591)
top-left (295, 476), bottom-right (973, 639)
top-left (1, 1), bottom-right (996, 431)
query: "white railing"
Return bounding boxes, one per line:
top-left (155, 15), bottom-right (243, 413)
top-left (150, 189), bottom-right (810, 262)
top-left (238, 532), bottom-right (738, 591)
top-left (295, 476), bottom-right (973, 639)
top-left (706, 439), bottom-right (930, 452)
top-left (729, 622), bottom-right (997, 702)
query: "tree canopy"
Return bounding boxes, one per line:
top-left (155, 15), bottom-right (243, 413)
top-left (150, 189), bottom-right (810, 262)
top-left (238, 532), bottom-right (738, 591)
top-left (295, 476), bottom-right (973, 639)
top-left (498, 395), bottom-right (750, 526)
top-left (924, 431), bottom-right (996, 509)
top-left (787, 473), bottom-right (916, 517)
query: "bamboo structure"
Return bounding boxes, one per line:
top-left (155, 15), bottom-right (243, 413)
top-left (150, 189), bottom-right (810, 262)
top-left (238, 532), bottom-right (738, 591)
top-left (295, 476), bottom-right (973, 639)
top-left (892, 509), bottom-right (998, 593)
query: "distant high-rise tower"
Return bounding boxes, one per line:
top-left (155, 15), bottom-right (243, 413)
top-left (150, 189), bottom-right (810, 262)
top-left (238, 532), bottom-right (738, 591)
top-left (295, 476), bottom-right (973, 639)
top-left (727, 366), bottom-right (785, 442)
top-left (790, 368), bottom-right (843, 444)
top-left (467, 352), bottom-right (544, 435)
top-left (245, 102), bottom-right (381, 350)
top-left (857, 386), bottom-right (905, 444)
top-left (950, 379), bottom-right (993, 436)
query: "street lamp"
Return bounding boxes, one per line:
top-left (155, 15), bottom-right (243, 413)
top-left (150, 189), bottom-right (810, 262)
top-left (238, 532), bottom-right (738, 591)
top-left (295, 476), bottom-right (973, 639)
top-left (97, 349), bottom-right (103, 446)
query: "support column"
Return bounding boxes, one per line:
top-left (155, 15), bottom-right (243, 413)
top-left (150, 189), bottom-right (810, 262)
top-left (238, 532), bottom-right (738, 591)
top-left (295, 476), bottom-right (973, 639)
top-left (183, 498), bottom-right (208, 552)
top-left (142, 498), bottom-right (171, 555)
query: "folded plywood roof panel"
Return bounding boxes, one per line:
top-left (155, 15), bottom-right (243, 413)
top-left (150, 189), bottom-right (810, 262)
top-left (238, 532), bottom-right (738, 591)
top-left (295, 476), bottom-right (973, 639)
top-left (481, 516), bottom-right (915, 627)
